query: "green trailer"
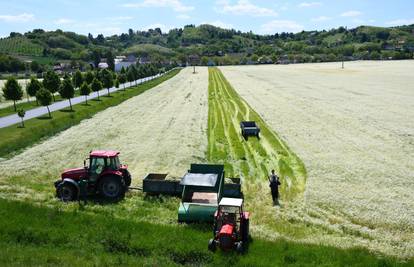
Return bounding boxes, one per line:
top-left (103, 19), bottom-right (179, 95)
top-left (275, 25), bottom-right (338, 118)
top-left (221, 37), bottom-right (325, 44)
top-left (178, 164), bottom-right (225, 223)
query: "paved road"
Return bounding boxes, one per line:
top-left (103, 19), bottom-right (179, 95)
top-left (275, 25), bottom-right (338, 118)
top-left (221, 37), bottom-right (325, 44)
top-left (0, 74), bottom-right (162, 128)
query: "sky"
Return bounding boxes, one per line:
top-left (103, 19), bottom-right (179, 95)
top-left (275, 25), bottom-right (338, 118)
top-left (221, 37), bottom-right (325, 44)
top-left (0, 0), bottom-right (413, 37)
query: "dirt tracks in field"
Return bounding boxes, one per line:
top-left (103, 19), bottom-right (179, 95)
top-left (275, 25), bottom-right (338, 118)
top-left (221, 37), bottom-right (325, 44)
top-left (208, 68), bottom-right (306, 198)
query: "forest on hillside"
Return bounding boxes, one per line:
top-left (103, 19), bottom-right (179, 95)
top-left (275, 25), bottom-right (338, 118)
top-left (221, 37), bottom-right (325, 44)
top-left (1, 23), bottom-right (414, 73)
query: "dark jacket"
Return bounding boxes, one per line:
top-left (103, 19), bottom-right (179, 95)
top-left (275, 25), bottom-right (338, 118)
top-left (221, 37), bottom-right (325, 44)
top-left (268, 174), bottom-right (281, 189)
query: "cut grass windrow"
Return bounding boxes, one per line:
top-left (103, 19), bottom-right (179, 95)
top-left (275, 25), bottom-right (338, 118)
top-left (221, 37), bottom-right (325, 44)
top-left (0, 69), bottom-right (181, 159)
top-left (207, 67), bottom-right (306, 200)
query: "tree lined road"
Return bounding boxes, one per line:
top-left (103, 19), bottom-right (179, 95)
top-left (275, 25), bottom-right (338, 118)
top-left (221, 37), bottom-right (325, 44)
top-left (0, 74), bottom-right (161, 128)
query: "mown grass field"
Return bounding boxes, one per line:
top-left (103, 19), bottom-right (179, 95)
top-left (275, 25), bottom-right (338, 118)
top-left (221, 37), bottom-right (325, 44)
top-left (0, 67), bottom-right (412, 266)
top-left (219, 61), bottom-right (414, 257)
top-left (208, 67), bottom-right (306, 199)
top-left (0, 69), bottom-right (180, 158)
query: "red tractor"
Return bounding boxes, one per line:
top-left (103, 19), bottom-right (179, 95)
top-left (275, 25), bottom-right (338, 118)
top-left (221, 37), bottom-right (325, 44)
top-left (54, 150), bottom-right (131, 202)
top-left (208, 197), bottom-right (250, 253)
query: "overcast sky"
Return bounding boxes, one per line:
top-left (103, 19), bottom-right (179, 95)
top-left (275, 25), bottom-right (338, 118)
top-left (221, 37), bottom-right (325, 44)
top-left (0, 0), bottom-right (413, 37)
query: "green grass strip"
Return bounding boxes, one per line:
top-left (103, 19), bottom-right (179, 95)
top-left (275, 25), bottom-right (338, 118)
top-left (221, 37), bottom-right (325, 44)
top-left (0, 199), bottom-right (411, 267)
top-left (0, 69), bottom-right (180, 158)
top-left (207, 67), bottom-right (306, 200)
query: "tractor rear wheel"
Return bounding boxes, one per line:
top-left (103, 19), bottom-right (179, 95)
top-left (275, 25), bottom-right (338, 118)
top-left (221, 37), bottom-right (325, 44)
top-left (57, 183), bottom-right (78, 202)
top-left (208, 239), bottom-right (216, 252)
top-left (98, 176), bottom-right (125, 201)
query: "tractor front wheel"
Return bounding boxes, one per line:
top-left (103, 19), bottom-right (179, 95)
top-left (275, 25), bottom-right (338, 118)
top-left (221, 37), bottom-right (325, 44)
top-left (57, 183), bottom-right (78, 202)
top-left (99, 176), bottom-right (125, 201)
top-left (123, 169), bottom-right (132, 187)
top-left (208, 239), bottom-right (216, 252)
top-left (236, 241), bottom-right (244, 254)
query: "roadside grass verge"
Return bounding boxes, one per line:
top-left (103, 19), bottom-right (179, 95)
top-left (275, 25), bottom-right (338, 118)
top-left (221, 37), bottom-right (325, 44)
top-left (0, 199), bottom-right (411, 267)
top-left (0, 69), bottom-right (180, 158)
top-left (207, 67), bottom-right (306, 199)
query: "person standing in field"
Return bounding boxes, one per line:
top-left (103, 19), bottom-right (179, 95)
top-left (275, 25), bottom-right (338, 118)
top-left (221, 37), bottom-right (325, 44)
top-left (268, 169), bottom-right (281, 206)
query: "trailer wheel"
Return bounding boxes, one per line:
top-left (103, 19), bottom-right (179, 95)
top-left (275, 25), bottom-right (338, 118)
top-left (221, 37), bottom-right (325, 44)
top-left (99, 176), bottom-right (125, 201)
top-left (57, 183), bottom-right (78, 202)
top-left (208, 239), bottom-right (216, 252)
top-left (236, 241), bottom-right (244, 254)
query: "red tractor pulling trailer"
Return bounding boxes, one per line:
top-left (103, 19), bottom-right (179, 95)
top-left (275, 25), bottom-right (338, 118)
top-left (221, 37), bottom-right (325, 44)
top-left (54, 150), bottom-right (131, 202)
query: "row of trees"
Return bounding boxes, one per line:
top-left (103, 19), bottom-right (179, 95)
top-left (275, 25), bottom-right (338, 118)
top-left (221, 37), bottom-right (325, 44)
top-left (2, 63), bottom-right (165, 123)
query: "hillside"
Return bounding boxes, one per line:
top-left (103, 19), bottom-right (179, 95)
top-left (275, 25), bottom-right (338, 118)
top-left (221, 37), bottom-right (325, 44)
top-left (0, 24), bottom-right (414, 73)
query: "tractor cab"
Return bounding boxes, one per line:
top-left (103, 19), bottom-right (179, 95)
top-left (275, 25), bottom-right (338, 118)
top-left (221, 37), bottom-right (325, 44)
top-left (55, 150), bottom-right (131, 202)
top-left (208, 197), bottom-right (250, 253)
top-left (87, 151), bottom-right (124, 181)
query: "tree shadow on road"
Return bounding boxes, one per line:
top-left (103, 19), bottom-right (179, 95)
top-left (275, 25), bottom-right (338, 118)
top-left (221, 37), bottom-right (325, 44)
top-left (59, 109), bottom-right (75, 113)
top-left (37, 116), bottom-right (53, 120)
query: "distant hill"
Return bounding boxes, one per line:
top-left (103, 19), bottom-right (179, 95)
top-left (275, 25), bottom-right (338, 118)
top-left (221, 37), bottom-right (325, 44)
top-left (1, 24), bottom-right (413, 73)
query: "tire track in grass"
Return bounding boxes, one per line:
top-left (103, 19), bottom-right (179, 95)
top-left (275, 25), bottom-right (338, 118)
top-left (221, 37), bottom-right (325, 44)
top-left (207, 67), bottom-right (307, 200)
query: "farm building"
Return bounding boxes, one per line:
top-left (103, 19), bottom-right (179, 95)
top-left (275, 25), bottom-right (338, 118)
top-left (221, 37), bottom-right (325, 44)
top-left (114, 55), bottom-right (137, 72)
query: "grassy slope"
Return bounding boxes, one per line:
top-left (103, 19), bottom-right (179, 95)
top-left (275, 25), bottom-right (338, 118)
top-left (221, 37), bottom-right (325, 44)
top-left (0, 69), bottom-right (180, 158)
top-left (0, 199), bottom-right (411, 267)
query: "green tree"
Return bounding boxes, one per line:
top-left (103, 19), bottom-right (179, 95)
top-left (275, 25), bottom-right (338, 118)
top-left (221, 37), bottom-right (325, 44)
top-left (26, 77), bottom-right (43, 105)
top-left (80, 82), bottom-right (91, 105)
top-left (17, 109), bottom-right (25, 128)
top-left (127, 66), bottom-right (136, 85)
top-left (106, 50), bottom-right (115, 71)
top-left (43, 71), bottom-right (61, 102)
top-left (101, 69), bottom-right (114, 96)
top-left (2, 77), bottom-right (23, 111)
top-left (115, 78), bottom-right (120, 89)
top-left (30, 61), bottom-right (40, 72)
top-left (36, 88), bottom-right (53, 118)
top-left (59, 78), bottom-right (75, 111)
top-left (84, 71), bottom-right (95, 85)
top-left (91, 78), bottom-right (103, 100)
top-left (251, 54), bottom-right (259, 63)
top-left (72, 70), bottom-right (83, 89)
top-left (118, 73), bottom-right (127, 90)
top-left (370, 51), bottom-right (381, 60)
top-left (201, 56), bottom-right (208, 65)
